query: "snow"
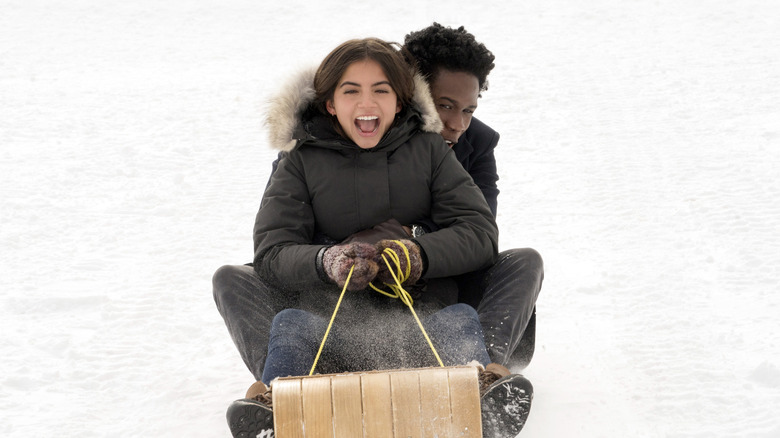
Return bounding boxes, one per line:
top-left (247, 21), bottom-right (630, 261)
top-left (2, 0), bottom-right (779, 436)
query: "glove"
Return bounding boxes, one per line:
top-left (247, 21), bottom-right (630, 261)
top-left (322, 242), bottom-right (379, 291)
top-left (341, 218), bottom-right (409, 245)
top-left (374, 239), bottom-right (423, 286)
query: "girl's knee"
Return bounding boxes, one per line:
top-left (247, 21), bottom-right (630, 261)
top-left (437, 303), bottom-right (479, 323)
top-left (271, 308), bottom-right (310, 327)
top-left (450, 302), bottom-right (479, 317)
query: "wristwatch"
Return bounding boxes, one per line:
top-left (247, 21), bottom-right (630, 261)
top-left (410, 224), bottom-right (426, 238)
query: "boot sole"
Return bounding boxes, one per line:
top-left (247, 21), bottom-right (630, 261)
top-left (226, 399), bottom-right (274, 438)
top-left (481, 374), bottom-right (534, 438)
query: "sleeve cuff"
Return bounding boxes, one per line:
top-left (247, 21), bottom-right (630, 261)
top-left (315, 245), bottom-right (333, 284)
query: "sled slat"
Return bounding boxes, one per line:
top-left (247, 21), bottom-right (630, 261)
top-left (390, 371), bottom-right (422, 437)
top-left (301, 376), bottom-right (333, 437)
top-left (419, 367), bottom-right (451, 437)
top-left (361, 372), bottom-right (393, 438)
top-left (331, 374), bottom-right (363, 437)
top-left (273, 379), bottom-right (304, 438)
top-left (449, 366), bottom-right (482, 437)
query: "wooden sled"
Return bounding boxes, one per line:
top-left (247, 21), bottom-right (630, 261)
top-left (271, 365), bottom-right (483, 437)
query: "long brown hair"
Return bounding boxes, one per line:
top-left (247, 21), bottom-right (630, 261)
top-left (313, 38), bottom-right (414, 116)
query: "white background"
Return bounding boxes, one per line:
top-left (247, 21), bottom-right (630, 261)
top-left (2, 0), bottom-right (779, 436)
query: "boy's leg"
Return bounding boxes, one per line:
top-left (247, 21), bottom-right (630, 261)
top-left (213, 264), bottom-right (298, 380)
top-left (475, 248), bottom-right (544, 367)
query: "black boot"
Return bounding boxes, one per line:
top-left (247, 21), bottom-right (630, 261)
top-left (226, 384), bottom-right (275, 438)
top-left (480, 367), bottom-right (533, 438)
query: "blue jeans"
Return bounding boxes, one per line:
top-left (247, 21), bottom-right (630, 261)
top-left (261, 303), bottom-right (490, 385)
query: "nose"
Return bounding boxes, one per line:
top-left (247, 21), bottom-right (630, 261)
top-left (444, 113), bottom-right (467, 135)
top-left (358, 94), bottom-right (377, 108)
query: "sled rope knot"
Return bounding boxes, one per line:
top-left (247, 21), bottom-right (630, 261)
top-left (369, 240), bottom-right (414, 305)
top-left (309, 241), bottom-right (443, 376)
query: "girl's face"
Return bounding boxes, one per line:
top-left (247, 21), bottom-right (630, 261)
top-left (326, 59), bottom-right (401, 149)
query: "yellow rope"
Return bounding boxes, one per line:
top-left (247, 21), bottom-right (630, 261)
top-left (309, 265), bottom-right (354, 376)
top-left (371, 242), bottom-right (445, 368)
top-left (309, 240), bottom-right (444, 375)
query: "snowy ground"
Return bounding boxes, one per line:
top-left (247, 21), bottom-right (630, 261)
top-left (2, 0), bottom-right (779, 436)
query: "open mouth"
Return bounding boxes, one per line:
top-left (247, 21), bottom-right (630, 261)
top-left (444, 139), bottom-right (456, 147)
top-left (355, 115), bottom-right (379, 136)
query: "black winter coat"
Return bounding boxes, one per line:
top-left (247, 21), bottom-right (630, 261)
top-left (415, 117), bottom-right (501, 234)
top-left (452, 117), bottom-right (500, 217)
top-left (253, 68), bottom-right (498, 290)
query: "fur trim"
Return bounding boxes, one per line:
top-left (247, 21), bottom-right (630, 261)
top-left (264, 66), bottom-right (443, 152)
top-left (412, 73), bottom-right (444, 134)
top-left (265, 66), bottom-right (317, 152)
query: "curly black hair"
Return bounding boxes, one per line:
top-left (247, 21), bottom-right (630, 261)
top-left (402, 23), bottom-right (495, 92)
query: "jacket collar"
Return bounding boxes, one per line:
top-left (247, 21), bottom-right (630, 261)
top-left (452, 132), bottom-right (475, 164)
top-left (265, 66), bottom-right (443, 152)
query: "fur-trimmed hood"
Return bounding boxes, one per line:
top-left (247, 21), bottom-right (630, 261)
top-left (265, 66), bottom-right (443, 152)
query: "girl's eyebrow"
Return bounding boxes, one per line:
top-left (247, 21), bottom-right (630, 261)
top-left (338, 80), bottom-right (392, 89)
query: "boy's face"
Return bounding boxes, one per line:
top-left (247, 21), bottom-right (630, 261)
top-left (430, 69), bottom-right (480, 146)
